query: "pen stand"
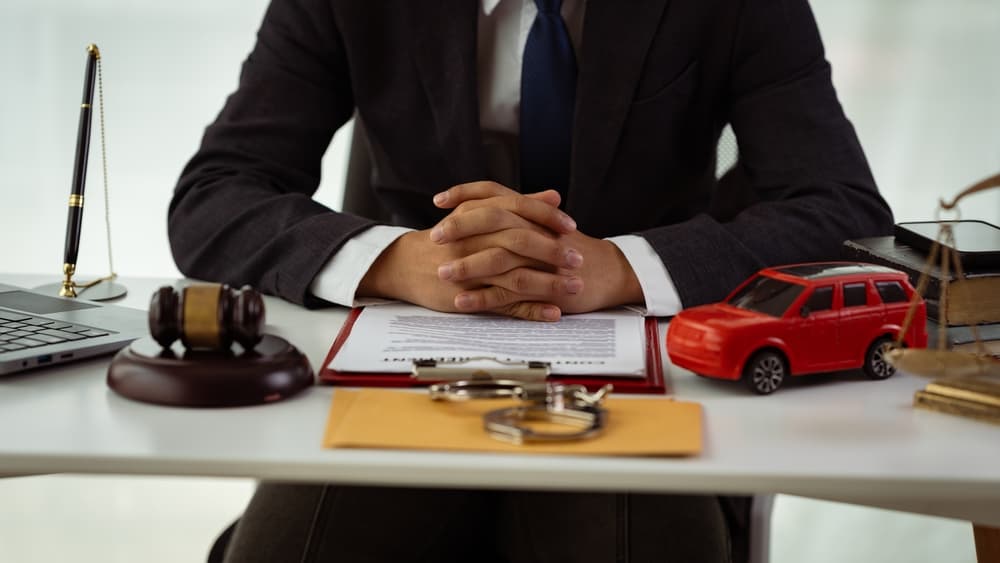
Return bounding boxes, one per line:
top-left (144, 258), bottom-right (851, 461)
top-left (106, 284), bottom-right (313, 407)
top-left (36, 44), bottom-right (128, 302)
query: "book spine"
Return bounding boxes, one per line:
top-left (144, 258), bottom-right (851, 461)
top-left (924, 298), bottom-right (966, 326)
top-left (929, 298), bottom-right (1000, 326)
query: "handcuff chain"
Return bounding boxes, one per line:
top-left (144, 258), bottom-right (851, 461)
top-left (428, 380), bottom-right (613, 444)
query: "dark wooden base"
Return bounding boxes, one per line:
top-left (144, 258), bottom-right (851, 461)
top-left (976, 525), bottom-right (1000, 563)
top-left (107, 335), bottom-right (313, 407)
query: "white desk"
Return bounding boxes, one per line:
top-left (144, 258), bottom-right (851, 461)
top-left (1, 275), bottom-right (998, 528)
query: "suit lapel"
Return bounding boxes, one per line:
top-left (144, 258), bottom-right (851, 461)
top-left (407, 0), bottom-right (488, 182)
top-left (570, 0), bottom-right (671, 212)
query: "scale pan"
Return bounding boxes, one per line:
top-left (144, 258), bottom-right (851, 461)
top-left (886, 348), bottom-right (1000, 378)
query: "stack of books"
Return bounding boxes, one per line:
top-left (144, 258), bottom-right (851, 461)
top-left (843, 235), bottom-right (1000, 423)
top-left (842, 236), bottom-right (1000, 346)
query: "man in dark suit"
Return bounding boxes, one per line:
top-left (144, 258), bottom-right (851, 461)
top-left (171, 0), bottom-right (893, 561)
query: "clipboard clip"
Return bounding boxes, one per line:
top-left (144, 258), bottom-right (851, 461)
top-left (429, 380), bottom-right (612, 445)
top-left (411, 357), bottom-right (550, 382)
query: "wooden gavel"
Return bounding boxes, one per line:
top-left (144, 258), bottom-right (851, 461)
top-left (148, 284), bottom-right (264, 351)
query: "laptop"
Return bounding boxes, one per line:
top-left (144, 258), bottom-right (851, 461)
top-left (0, 282), bottom-right (147, 375)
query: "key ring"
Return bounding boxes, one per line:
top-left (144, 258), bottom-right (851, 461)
top-left (429, 380), bottom-right (612, 444)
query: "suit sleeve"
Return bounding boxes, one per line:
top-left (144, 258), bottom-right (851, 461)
top-left (638, 0), bottom-right (894, 307)
top-left (168, 0), bottom-right (374, 307)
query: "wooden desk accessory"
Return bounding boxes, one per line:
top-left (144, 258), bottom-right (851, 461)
top-left (107, 284), bottom-right (313, 407)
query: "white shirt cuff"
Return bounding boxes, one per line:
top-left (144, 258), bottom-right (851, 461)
top-left (309, 225), bottom-right (413, 307)
top-left (606, 234), bottom-right (683, 317)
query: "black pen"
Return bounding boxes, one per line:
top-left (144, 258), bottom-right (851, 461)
top-left (60, 44), bottom-right (100, 298)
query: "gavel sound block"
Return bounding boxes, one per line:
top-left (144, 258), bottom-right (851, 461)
top-left (107, 284), bottom-right (313, 407)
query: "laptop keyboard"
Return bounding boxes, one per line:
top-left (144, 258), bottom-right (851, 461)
top-left (0, 309), bottom-right (114, 352)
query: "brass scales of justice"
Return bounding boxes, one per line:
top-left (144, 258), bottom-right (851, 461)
top-left (887, 172), bottom-right (1000, 379)
top-left (36, 44), bottom-right (127, 301)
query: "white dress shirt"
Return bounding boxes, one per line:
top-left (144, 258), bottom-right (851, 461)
top-left (309, 0), bottom-right (683, 316)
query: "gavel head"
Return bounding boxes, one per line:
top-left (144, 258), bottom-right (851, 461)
top-left (148, 284), bottom-right (265, 351)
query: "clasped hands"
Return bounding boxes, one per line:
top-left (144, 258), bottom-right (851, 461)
top-left (359, 181), bottom-right (642, 321)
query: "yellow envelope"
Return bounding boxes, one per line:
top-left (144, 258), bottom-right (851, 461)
top-left (323, 388), bottom-right (702, 456)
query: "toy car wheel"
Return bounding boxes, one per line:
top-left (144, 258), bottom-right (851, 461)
top-left (863, 336), bottom-right (896, 380)
top-left (743, 351), bottom-right (787, 395)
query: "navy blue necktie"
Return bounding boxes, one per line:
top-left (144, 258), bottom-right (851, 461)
top-left (520, 0), bottom-right (577, 198)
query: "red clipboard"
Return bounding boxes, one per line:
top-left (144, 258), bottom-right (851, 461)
top-left (319, 308), bottom-right (667, 394)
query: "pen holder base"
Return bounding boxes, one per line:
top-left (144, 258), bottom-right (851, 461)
top-left (35, 280), bottom-right (128, 301)
top-left (107, 334), bottom-right (314, 407)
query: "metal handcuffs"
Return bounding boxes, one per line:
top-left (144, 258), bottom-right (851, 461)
top-left (429, 380), bottom-right (613, 445)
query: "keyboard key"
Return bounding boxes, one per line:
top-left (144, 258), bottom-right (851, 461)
top-left (9, 338), bottom-right (46, 348)
top-left (0, 312), bottom-right (112, 350)
top-left (38, 329), bottom-right (85, 341)
top-left (0, 311), bottom-right (30, 322)
top-left (22, 333), bottom-right (66, 344)
top-left (77, 329), bottom-right (110, 338)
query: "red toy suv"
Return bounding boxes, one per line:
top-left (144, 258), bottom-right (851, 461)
top-left (666, 263), bottom-right (928, 394)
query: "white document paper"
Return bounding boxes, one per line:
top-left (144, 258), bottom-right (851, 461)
top-left (329, 304), bottom-right (647, 377)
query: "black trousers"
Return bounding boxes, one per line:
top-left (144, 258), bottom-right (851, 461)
top-left (221, 483), bottom-right (737, 563)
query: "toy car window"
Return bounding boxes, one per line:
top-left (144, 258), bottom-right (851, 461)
top-left (875, 280), bottom-right (908, 303)
top-left (843, 283), bottom-right (868, 307)
top-left (727, 275), bottom-right (805, 317)
top-left (805, 285), bottom-right (834, 311)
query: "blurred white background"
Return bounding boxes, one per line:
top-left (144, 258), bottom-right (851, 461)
top-left (0, 0), bottom-right (352, 281)
top-left (1, 0), bottom-right (997, 561)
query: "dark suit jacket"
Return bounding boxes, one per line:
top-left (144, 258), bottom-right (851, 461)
top-left (170, 0), bottom-right (892, 308)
